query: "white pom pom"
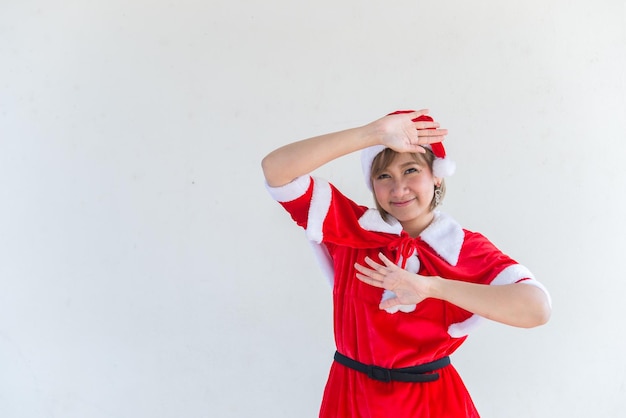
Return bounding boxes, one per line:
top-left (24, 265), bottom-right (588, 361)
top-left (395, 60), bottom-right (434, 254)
top-left (398, 304), bottom-right (416, 313)
top-left (384, 305), bottom-right (401, 314)
top-left (432, 157), bottom-right (456, 178)
top-left (381, 290), bottom-right (416, 314)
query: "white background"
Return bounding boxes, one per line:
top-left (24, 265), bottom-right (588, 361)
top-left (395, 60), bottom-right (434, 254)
top-left (1, 1), bottom-right (625, 417)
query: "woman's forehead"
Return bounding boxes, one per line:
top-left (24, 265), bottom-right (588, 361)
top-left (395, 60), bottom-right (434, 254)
top-left (389, 152), bottom-right (427, 166)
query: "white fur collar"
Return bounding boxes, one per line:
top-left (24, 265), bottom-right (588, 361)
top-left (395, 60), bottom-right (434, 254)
top-left (358, 210), bottom-right (464, 266)
top-left (358, 208), bottom-right (403, 234)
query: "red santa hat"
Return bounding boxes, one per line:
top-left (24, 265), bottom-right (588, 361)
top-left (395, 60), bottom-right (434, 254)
top-left (361, 111), bottom-right (456, 191)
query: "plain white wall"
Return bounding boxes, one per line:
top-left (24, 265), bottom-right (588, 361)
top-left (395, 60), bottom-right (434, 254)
top-left (1, 1), bottom-right (625, 417)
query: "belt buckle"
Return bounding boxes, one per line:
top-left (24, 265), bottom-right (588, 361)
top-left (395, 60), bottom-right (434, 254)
top-left (367, 365), bottom-right (391, 383)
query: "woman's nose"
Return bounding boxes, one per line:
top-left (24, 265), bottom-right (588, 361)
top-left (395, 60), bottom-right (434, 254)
top-left (391, 179), bottom-right (407, 195)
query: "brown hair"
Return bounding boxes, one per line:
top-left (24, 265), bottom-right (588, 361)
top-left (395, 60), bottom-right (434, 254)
top-left (369, 148), bottom-right (446, 218)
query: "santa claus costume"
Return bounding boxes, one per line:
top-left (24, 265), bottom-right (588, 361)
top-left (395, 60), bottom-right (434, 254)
top-left (265, 113), bottom-right (550, 418)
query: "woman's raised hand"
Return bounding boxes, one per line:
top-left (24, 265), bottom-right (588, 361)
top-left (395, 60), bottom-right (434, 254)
top-left (372, 109), bottom-right (448, 153)
top-left (354, 253), bottom-right (432, 310)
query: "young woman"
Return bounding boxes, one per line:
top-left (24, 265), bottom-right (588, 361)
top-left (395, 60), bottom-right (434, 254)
top-left (262, 109), bottom-right (551, 417)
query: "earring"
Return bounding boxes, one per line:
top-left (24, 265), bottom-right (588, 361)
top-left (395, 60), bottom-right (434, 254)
top-left (434, 186), bottom-right (442, 207)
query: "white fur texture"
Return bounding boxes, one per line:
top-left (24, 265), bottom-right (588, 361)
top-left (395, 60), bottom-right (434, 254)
top-left (265, 175), bottom-right (311, 202)
top-left (432, 157), bottom-right (456, 178)
top-left (305, 177), bottom-right (332, 244)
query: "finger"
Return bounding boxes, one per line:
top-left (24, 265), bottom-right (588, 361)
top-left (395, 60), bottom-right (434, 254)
top-left (416, 135), bottom-right (446, 145)
top-left (378, 253), bottom-right (395, 267)
top-left (356, 273), bottom-right (380, 287)
top-left (379, 297), bottom-right (401, 310)
top-left (356, 272), bottom-right (384, 287)
top-left (414, 121), bottom-right (440, 130)
top-left (354, 261), bottom-right (374, 275)
top-left (417, 128), bottom-right (448, 137)
top-left (363, 256), bottom-right (383, 270)
top-left (354, 262), bottom-right (383, 282)
top-left (409, 109), bottom-right (429, 119)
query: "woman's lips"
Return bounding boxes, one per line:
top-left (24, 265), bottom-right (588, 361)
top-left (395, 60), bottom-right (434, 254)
top-left (390, 198), bottom-right (416, 207)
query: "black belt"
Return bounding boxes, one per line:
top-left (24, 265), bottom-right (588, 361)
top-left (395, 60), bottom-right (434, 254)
top-left (333, 351), bottom-right (450, 383)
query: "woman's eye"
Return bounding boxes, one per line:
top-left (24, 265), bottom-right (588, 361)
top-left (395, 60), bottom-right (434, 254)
top-left (405, 167), bottom-right (420, 174)
top-left (376, 173), bottom-right (391, 180)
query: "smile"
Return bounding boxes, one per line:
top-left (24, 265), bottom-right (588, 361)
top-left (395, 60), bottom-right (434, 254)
top-left (390, 198), bottom-right (416, 207)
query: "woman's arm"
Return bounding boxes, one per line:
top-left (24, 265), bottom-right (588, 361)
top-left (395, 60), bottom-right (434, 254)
top-left (261, 110), bottom-right (447, 187)
top-left (355, 253), bottom-right (551, 328)
top-left (429, 277), bottom-right (551, 328)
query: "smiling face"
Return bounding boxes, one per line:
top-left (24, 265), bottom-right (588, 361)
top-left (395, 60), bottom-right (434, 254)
top-left (371, 150), bottom-right (442, 237)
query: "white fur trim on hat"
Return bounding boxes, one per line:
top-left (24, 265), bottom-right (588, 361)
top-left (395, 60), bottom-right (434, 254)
top-left (360, 145), bottom-right (386, 192)
top-left (432, 156), bottom-right (456, 178)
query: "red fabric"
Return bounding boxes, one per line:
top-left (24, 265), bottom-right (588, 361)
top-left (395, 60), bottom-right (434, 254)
top-left (276, 177), bottom-right (523, 417)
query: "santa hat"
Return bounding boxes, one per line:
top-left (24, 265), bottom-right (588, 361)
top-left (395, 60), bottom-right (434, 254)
top-left (361, 110), bottom-right (456, 191)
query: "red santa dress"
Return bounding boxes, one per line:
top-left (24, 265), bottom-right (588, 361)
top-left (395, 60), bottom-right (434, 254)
top-left (266, 174), bottom-right (550, 418)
